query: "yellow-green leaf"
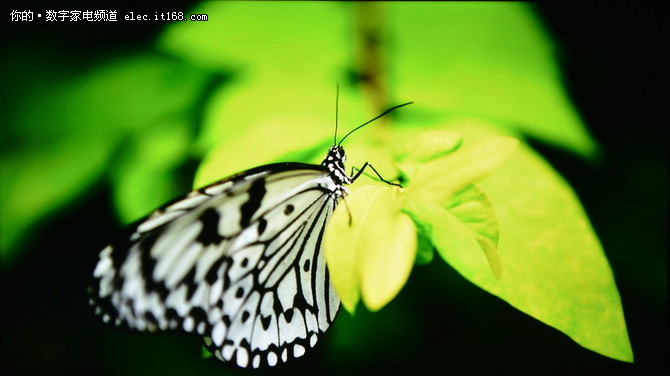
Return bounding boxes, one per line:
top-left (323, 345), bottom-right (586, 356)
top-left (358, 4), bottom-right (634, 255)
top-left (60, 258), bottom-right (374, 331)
top-left (406, 199), bottom-right (496, 282)
top-left (442, 184), bottom-right (501, 278)
top-left (431, 119), bottom-right (633, 362)
top-left (406, 135), bottom-right (519, 203)
top-left (396, 130), bottom-right (463, 181)
top-left (324, 187), bottom-right (370, 313)
top-left (433, 145), bottom-right (632, 363)
top-left (407, 118), bottom-right (633, 362)
top-left (356, 187), bottom-right (416, 311)
top-left (192, 77), bottom-right (376, 187)
top-left (397, 130), bottom-right (463, 163)
top-left (325, 185), bottom-right (417, 313)
top-left (413, 221), bottom-right (435, 265)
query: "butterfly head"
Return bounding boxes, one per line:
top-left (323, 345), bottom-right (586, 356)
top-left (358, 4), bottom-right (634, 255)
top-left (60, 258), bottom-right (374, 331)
top-left (322, 145), bottom-right (351, 185)
top-left (325, 100), bottom-right (412, 188)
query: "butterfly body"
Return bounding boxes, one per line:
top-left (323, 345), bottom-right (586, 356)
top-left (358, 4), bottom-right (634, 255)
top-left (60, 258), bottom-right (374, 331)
top-left (92, 147), bottom-right (350, 368)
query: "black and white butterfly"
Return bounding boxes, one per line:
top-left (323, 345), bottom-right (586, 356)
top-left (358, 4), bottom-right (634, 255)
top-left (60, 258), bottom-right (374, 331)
top-left (90, 100), bottom-right (411, 368)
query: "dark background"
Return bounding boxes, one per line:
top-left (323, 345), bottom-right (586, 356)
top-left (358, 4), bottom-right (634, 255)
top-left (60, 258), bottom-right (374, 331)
top-left (1, 3), bottom-right (666, 375)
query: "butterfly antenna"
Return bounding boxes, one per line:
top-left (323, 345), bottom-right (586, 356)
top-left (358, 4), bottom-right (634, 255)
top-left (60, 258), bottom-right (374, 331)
top-left (333, 83), bottom-right (340, 146)
top-left (337, 101), bottom-right (413, 146)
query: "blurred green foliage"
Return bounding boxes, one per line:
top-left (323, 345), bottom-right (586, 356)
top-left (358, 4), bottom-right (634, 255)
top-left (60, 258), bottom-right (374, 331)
top-left (0, 1), bottom-right (635, 370)
top-left (1, 53), bottom-right (212, 256)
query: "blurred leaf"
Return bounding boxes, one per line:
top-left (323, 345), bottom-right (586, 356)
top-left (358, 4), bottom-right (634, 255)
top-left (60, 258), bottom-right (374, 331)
top-left (157, 2), bottom-right (389, 187)
top-left (1, 130), bottom-right (114, 258)
top-left (328, 302), bottom-right (419, 368)
top-left (159, 2), bottom-right (349, 73)
top-left (389, 2), bottom-right (600, 158)
top-left (193, 79), bottom-right (348, 187)
top-left (12, 54), bottom-right (208, 137)
top-left (110, 117), bottom-right (193, 223)
top-left (413, 220), bottom-right (435, 265)
top-left (1, 52), bottom-right (212, 262)
top-left (201, 345), bottom-right (212, 359)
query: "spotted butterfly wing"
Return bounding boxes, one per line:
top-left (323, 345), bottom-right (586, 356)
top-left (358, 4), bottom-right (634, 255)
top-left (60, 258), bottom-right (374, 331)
top-left (91, 146), bottom-right (352, 368)
top-left (90, 101), bottom-right (412, 368)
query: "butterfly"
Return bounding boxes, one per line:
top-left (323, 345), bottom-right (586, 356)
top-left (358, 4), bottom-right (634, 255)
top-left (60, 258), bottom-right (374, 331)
top-left (90, 99), bottom-right (412, 368)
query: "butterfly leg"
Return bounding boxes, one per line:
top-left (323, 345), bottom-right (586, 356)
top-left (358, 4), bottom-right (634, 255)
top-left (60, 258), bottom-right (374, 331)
top-left (340, 196), bottom-right (354, 226)
top-left (351, 162), bottom-right (402, 187)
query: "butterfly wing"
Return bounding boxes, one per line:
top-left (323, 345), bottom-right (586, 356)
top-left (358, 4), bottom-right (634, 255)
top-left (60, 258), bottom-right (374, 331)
top-left (91, 163), bottom-right (341, 368)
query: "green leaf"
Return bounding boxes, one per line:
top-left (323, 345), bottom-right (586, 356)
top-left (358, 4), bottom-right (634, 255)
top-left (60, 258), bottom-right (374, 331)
top-left (412, 221), bottom-right (435, 266)
top-left (356, 187), bottom-right (417, 311)
top-left (192, 80), bottom-right (342, 187)
top-left (433, 121), bottom-right (632, 362)
top-left (406, 135), bottom-right (519, 203)
top-left (389, 2), bottom-right (600, 158)
top-left (396, 130), bottom-right (463, 181)
top-left (325, 185), bottom-right (417, 313)
top-left (1, 130), bottom-right (114, 260)
top-left (158, 1), bottom-right (386, 188)
top-left (443, 184), bottom-right (501, 278)
top-left (110, 117), bottom-right (193, 223)
top-left (407, 199), bottom-right (498, 283)
top-left (159, 2), bottom-right (349, 73)
top-left (399, 132), bottom-right (503, 276)
top-left (324, 186), bottom-right (369, 313)
top-left (0, 52), bottom-right (211, 263)
top-left (397, 130), bottom-right (463, 163)
top-left (201, 345), bottom-right (212, 359)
